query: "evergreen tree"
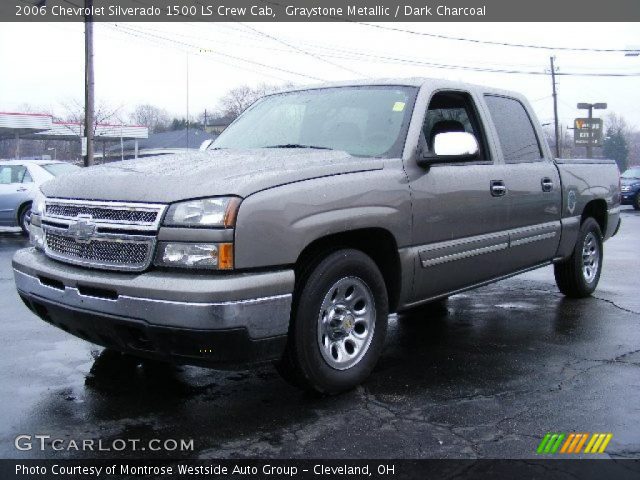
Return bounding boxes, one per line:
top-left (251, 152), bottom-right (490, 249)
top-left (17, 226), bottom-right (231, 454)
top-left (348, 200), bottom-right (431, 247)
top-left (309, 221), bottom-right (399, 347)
top-left (603, 126), bottom-right (629, 172)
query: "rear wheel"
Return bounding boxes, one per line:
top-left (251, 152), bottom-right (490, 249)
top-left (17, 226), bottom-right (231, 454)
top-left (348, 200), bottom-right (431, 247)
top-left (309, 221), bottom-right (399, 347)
top-left (18, 204), bottom-right (31, 236)
top-left (277, 249), bottom-right (388, 394)
top-left (554, 217), bottom-right (603, 298)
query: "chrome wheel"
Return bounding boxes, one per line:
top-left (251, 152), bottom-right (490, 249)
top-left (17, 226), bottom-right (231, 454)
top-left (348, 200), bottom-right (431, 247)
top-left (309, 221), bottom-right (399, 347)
top-left (317, 276), bottom-right (375, 371)
top-left (582, 232), bottom-right (600, 283)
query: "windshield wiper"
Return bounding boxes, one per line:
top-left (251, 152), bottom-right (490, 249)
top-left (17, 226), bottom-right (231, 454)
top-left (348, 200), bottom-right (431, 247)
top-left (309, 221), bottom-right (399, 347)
top-left (263, 144), bottom-right (333, 150)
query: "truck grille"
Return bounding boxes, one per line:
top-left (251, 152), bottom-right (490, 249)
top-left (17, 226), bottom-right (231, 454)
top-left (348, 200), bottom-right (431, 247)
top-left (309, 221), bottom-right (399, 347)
top-left (46, 232), bottom-right (152, 270)
top-left (46, 204), bottom-right (158, 224)
top-left (41, 199), bottom-right (166, 272)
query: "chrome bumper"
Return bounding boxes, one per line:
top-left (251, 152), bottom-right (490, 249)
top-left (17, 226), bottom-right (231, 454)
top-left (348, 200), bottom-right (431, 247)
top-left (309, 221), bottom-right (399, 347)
top-left (13, 248), bottom-right (293, 339)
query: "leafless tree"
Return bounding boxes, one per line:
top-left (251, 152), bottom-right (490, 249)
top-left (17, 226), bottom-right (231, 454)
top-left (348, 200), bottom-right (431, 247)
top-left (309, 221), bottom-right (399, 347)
top-left (129, 104), bottom-right (170, 133)
top-left (60, 99), bottom-right (123, 135)
top-left (217, 83), bottom-right (294, 119)
top-left (605, 113), bottom-right (633, 139)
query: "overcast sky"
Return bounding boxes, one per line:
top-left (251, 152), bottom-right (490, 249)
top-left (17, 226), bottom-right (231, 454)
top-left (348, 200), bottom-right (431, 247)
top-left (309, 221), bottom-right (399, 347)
top-left (1, 22), bottom-right (639, 128)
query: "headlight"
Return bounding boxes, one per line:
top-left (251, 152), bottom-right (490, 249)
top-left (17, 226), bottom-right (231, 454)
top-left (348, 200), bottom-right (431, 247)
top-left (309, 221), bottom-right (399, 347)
top-left (163, 197), bottom-right (241, 228)
top-left (32, 190), bottom-right (46, 216)
top-left (154, 242), bottom-right (234, 270)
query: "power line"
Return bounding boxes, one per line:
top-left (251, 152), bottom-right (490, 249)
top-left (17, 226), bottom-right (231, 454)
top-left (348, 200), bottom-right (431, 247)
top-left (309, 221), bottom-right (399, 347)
top-left (238, 23), bottom-right (363, 77)
top-left (109, 23), bottom-right (640, 80)
top-left (110, 23), bottom-right (325, 81)
top-left (101, 24), bottom-right (293, 83)
top-left (282, 46), bottom-right (640, 77)
top-left (100, 24), bottom-right (294, 83)
top-left (355, 22), bottom-right (638, 53)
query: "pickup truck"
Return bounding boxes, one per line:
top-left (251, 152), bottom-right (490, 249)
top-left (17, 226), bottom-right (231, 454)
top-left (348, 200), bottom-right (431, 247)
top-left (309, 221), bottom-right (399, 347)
top-left (13, 78), bottom-right (621, 394)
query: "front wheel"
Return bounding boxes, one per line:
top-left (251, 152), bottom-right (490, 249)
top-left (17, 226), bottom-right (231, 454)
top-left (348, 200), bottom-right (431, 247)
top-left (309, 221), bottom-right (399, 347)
top-left (634, 194), bottom-right (640, 211)
top-left (278, 249), bottom-right (388, 394)
top-left (554, 217), bottom-right (603, 298)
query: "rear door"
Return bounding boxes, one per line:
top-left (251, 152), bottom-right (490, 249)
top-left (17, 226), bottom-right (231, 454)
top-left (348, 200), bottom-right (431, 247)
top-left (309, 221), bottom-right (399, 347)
top-left (483, 95), bottom-right (561, 269)
top-left (406, 89), bottom-right (511, 303)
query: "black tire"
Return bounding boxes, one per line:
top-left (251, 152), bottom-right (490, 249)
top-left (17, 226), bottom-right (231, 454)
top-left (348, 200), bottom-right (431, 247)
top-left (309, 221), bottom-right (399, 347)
top-left (634, 194), bottom-right (640, 211)
top-left (554, 217), bottom-right (603, 298)
top-left (18, 204), bottom-right (31, 236)
top-left (277, 249), bottom-right (388, 394)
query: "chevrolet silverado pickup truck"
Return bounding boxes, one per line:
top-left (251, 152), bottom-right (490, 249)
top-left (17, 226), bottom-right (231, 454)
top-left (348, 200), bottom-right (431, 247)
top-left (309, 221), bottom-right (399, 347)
top-left (13, 78), bottom-right (621, 394)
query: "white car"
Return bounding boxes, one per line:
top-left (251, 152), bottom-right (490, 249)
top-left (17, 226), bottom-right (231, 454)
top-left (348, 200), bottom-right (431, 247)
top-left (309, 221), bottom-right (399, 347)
top-left (0, 160), bottom-right (80, 235)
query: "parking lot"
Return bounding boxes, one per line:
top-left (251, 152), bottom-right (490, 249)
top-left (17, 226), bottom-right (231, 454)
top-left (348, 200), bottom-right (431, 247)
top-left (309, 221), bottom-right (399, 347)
top-left (0, 208), bottom-right (638, 460)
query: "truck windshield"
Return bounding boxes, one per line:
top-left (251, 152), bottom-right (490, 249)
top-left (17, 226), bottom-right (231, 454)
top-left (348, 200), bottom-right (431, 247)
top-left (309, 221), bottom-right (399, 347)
top-left (212, 86), bottom-right (418, 158)
top-left (622, 167), bottom-right (640, 179)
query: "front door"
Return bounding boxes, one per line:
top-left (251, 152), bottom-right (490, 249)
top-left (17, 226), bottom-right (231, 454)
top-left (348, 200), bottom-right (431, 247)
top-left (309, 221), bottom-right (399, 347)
top-left (406, 90), bottom-right (511, 303)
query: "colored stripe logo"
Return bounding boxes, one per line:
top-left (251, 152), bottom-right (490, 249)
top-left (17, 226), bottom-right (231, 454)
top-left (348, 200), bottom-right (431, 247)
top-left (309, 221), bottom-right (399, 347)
top-left (537, 433), bottom-right (612, 454)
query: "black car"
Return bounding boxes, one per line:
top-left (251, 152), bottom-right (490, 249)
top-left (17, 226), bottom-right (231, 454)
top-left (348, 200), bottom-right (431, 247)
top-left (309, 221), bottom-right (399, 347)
top-left (621, 167), bottom-right (640, 210)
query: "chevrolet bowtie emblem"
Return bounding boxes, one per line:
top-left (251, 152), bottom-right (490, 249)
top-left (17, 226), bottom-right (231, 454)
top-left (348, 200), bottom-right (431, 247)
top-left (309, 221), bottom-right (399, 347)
top-left (67, 215), bottom-right (96, 243)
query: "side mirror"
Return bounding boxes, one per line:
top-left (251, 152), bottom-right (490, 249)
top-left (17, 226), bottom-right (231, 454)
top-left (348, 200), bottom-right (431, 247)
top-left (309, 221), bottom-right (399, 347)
top-left (418, 131), bottom-right (480, 167)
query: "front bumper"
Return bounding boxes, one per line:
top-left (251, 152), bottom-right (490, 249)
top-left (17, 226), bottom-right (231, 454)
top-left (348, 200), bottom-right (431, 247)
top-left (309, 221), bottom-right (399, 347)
top-left (621, 191), bottom-right (637, 205)
top-left (13, 248), bottom-right (294, 366)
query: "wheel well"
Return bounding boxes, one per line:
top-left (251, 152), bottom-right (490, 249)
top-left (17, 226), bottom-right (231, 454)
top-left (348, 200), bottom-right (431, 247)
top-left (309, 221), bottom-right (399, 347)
top-left (295, 228), bottom-right (401, 312)
top-left (581, 199), bottom-right (607, 234)
top-left (17, 201), bottom-right (32, 222)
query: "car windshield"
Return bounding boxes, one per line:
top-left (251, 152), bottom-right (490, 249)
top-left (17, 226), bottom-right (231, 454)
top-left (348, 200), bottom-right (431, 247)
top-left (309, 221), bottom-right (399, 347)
top-left (621, 167), bottom-right (640, 179)
top-left (41, 163), bottom-right (80, 177)
top-left (212, 86), bottom-right (418, 158)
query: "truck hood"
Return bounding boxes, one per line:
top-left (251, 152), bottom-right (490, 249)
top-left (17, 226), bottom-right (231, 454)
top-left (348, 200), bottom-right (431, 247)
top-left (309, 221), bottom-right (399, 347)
top-left (41, 149), bottom-right (384, 203)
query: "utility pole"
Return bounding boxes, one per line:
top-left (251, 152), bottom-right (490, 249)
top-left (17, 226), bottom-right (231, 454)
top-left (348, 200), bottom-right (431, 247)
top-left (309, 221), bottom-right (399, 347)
top-left (186, 53), bottom-right (190, 151)
top-left (84, 0), bottom-right (95, 166)
top-left (550, 56), bottom-right (560, 158)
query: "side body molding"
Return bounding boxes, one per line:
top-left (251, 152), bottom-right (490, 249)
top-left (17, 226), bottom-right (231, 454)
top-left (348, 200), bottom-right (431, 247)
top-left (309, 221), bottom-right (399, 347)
top-left (418, 221), bottom-right (560, 268)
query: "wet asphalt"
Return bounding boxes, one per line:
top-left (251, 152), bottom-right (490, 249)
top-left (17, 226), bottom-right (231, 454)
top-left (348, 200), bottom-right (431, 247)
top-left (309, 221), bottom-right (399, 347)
top-left (0, 209), bottom-right (639, 460)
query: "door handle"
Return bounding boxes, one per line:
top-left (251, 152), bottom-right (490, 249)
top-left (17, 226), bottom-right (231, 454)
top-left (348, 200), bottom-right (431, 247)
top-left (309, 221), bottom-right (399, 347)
top-left (490, 180), bottom-right (507, 197)
top-left (541, 177), bottom-right (554, 192)
top-left (16, 187), bottom-right (28, 192)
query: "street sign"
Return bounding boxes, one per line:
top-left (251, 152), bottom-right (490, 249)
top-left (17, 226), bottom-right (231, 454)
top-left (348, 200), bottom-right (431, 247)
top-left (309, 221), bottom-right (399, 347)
top-left (81, 137), bottom-right (87, 156)
top-left (574, 118), bottom-right (603, 147)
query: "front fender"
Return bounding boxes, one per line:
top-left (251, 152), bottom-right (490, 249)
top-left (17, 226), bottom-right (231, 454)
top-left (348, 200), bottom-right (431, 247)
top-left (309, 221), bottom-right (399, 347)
top-left (233, 165), bottom-right (411, 269)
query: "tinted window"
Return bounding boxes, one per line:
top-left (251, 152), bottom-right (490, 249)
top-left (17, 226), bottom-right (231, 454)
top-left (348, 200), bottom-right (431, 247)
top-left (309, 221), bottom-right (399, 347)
top-left (41, 163), bottom-right (80, 177)
top-left (485, 95), bottom-right (542, 163)
top-left (0, 165), bottom-right (28, 184)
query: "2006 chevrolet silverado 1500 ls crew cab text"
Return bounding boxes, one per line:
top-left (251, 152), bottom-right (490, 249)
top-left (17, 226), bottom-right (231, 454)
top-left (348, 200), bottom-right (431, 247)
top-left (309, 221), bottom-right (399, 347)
top-left (13, 79), bottom-right (621, 393)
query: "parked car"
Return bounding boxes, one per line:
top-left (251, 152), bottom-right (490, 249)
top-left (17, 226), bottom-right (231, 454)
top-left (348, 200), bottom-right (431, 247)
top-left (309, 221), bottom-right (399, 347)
top-left (0, 160), bottom-right (80, 235)
top-left (621, 166), bottom-right (640, 210)
top-left (13, 79), bottom-right (621, 393)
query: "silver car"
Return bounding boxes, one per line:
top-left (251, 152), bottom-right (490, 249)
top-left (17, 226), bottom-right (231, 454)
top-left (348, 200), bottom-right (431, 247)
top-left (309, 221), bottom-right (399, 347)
top-left (0, 160), bottom-right (80, 235)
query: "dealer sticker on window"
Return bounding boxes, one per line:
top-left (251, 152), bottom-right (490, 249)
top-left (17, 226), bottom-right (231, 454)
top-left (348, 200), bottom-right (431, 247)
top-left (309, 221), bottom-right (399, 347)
top-left (392, 101), bottom-right (405, 112)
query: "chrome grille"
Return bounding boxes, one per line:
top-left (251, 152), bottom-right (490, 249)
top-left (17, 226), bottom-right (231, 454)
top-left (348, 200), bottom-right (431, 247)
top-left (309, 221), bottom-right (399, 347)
top-left (46, 204), bottom-right (158, 224)
top-left (41, 199), bottom-right (166, 272)
top-left (46, 232), bottom-right (152, 270)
